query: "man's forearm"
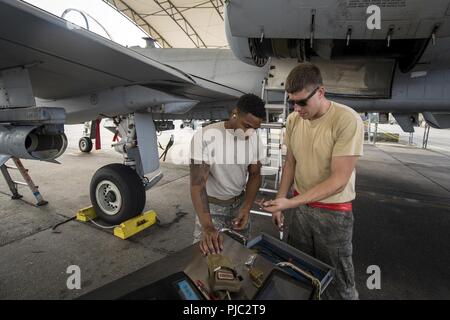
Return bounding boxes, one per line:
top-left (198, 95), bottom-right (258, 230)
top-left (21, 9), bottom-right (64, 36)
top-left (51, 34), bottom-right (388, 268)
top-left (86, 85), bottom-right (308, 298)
top-left (242, 173), bottom-right (262, 211)
top-left (190, 186), bottom-right (213, 229)
top-left (277, 158), bottom-right (295, 198)
top-left (190, 162), bottom-right (213, 230)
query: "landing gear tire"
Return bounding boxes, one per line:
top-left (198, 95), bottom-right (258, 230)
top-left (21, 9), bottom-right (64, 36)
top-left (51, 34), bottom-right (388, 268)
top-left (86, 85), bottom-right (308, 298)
top-left (79, 137), bottom-right (93, 153)
top-left (90, 163), bottom-right (146, 224)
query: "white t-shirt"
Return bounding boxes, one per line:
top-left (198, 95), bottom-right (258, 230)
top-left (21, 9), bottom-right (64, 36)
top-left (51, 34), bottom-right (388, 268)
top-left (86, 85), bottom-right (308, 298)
top-left (190, 121), bottom-right (266, 200)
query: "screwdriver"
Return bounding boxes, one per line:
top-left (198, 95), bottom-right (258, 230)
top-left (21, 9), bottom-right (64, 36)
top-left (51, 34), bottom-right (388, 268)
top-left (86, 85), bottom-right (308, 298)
top-left (278, 213), bottom-right (284, 240)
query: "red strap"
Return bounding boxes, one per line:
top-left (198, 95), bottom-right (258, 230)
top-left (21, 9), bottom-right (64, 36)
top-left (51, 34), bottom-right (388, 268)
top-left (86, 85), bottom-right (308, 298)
top-left (293, 190), bottom-right (352, 212)
top-left (95, 119), bottom-right (101, 150)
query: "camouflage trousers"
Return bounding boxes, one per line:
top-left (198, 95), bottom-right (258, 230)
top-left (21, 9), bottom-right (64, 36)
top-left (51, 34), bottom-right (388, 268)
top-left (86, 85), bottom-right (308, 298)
top-left (193, 197), bottom-right (251, 244)
top-left (285, 205), bottom-right (359, 300)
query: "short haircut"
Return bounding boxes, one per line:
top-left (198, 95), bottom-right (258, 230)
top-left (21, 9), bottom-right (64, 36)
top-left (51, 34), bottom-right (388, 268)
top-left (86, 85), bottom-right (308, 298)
top-left (237, 93), bottom-right (266, 119)
top-left (285, 63), bottom-right (323, 94)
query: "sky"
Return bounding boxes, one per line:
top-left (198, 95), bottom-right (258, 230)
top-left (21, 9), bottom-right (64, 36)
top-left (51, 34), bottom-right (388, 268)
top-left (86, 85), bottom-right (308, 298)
top-left (23, 0), bottom-right (149, 48)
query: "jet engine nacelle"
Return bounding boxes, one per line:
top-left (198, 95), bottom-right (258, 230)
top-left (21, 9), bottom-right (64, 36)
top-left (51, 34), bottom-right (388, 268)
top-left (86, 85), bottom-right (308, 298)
top-left (226, 34), bottom-right (431, 73)
top-left (0, 125), bottom-right (67, 161)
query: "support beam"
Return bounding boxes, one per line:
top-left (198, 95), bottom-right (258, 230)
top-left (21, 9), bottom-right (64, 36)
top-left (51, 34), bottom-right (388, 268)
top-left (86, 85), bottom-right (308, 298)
top-left (142, 1), bottom-right (215, 17)
top-left (209, 0), bottom-right (224, 21)
top-left (153, 0), bottom-right (207, 48)
top-left (103, 0), bottom-right (172, 48)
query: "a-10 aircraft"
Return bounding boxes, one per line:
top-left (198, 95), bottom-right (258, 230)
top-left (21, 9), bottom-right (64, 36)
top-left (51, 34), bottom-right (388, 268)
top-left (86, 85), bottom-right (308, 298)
top-left (1, 0), bottom-right (449, 224)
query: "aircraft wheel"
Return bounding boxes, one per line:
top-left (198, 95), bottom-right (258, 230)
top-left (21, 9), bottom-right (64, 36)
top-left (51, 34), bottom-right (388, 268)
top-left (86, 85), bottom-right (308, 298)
top-left (79, 137), bottom-right (93, 153)
top-left (90, 163), bottom-right (146, 224)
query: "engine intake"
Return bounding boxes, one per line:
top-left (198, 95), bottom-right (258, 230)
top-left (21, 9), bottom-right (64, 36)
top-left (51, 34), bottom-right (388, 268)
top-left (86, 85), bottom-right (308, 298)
top-left (0, 125), bottom-right (67, 161)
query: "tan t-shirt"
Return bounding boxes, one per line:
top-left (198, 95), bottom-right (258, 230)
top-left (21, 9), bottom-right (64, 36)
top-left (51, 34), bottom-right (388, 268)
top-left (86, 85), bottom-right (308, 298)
top-left (284, 101), bottom-right (364, 203)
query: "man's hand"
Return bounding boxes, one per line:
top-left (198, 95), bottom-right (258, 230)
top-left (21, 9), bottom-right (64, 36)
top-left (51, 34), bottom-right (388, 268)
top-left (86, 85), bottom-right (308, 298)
top-left (263, 197), bottom-right (293, 213)
top-left (232, 208), bottom-right (250, 230)
top-left (199, 226), bottom-right (223, 255)
top-left (272, 211), bottom-right (284, 230)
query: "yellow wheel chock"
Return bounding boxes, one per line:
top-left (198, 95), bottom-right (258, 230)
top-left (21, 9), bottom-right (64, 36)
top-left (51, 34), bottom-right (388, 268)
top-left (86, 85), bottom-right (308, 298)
top-left (76, 206), bottom-right (157, 240)
top-left (113, 210), bottom-right (157, 240)
top-left (76, 206), bottom-right (97, 222)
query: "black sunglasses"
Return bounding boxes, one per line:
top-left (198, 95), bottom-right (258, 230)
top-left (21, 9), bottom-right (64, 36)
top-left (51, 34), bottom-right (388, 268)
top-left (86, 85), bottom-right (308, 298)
top-left (286, 87), bottom-right (320, 108)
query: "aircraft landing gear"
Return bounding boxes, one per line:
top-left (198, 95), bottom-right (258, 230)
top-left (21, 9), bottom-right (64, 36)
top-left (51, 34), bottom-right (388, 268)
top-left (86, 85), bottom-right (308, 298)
top-left (79, 137), bottom-right (93, 153)
top-left (88, 113), bottom-right (161, 224)
top-left (90, 163), bottom-right (146, 224)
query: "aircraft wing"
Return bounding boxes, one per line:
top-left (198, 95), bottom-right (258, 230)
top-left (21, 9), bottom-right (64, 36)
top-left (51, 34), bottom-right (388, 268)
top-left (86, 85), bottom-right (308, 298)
top-left (0, 0), bottom-right (244, 102)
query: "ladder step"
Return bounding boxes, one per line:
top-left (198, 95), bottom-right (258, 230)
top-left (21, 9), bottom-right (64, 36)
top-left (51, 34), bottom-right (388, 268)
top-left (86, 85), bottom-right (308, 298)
top-left (261, 123), bottom-right (284, 129)
top-left (13, 180), bottom-right (39, 188)
top-left (5, 166), bottom-right (23, 171)
top-left (265, 104), bottom-right (286, 110)
top-left (13, 181), bottom-right (28, 186)
top-left (263, 87), bottom-right (285, 92)
top-left (267, 143), bottom-right (282, 148)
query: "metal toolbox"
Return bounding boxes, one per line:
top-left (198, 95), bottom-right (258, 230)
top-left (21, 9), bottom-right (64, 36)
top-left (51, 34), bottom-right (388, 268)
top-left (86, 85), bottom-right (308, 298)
top-left (246, 232), bottom-right (335, 295)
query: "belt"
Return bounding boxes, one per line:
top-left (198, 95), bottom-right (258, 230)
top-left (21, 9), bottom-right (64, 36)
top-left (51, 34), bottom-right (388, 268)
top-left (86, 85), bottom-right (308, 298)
top-left (293, 190), bottom-right (352, 212)
top-left (208, 192), bottom-right (244, 206)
